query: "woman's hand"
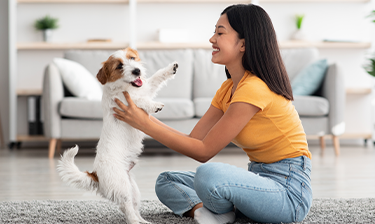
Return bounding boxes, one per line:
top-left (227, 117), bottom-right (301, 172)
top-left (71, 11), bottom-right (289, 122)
top-left (113, 91), bottom-right (150, 131)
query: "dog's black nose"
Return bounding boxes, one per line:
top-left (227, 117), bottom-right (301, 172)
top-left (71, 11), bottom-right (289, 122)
top-left (132, 68), bottom-right (140, 76)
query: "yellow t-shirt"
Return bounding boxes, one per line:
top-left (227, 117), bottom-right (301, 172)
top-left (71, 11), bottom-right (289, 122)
top-left (211, 71), bottom-right (311, 163)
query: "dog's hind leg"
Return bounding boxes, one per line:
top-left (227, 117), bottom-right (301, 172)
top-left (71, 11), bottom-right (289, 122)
top-left (118, 192), bottom-right (141, 224)
top-left (129, 173), bottom-right (149, 223)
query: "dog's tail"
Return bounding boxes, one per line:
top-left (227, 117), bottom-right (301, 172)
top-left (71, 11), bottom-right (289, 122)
top-left (57, 145), bottom-right (99, 191)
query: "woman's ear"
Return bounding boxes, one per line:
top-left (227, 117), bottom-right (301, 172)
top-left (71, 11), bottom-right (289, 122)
top-left (240, 39), bottom-right (246, 52)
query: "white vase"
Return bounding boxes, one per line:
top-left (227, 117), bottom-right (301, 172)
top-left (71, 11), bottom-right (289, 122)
top-left (291, 29), bottom-right (307, 41)
top-left (43, 29), bottom-right (53, 42)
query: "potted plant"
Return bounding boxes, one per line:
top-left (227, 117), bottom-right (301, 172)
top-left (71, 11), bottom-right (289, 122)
top-left (364, 11), bottom-right (375, 78)
top-left (364, 58), bottom-right (375, 77)
top-left (34, 15), bottom-right (59, 42)
top-left (291, 14), bottom-right (307, 41)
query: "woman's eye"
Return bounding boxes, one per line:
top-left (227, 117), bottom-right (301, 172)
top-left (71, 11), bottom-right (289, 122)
top-left (116, 63), bottom-right (123, 70)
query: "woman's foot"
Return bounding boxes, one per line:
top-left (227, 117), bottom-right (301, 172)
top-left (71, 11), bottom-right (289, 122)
top-left (194, 207), bottom-right (235, 224)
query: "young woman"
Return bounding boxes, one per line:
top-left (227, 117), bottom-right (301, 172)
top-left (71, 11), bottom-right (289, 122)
top-left (114, 4), bottom-right (312, 224)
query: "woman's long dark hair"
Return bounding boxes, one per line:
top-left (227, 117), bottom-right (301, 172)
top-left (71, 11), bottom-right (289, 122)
top-left (222, 4), bottom-right (294, 101)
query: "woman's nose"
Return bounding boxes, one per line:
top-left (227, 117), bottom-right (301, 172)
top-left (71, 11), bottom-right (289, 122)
top-left (209, 34), bottom-right (215, 44)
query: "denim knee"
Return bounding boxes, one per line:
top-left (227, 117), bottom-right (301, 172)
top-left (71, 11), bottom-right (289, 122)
top-left (194, 163), bottom-right (221, 198)
top-left (155, 171), bottom-right (170, 199)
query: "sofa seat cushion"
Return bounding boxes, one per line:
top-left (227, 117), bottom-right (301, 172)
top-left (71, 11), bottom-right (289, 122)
top-left (60, 97), bottom-right (102, 119)
top-left (60, 97), bottom-right (194, 120)
top-left (293, 96), bottom-right (329, 116)
top-left (194, 97), bottom-right (212, 118)
top-left (153, 98), bottom-right (194, 120)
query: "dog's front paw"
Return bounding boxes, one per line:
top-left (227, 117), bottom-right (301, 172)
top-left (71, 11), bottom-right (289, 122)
top-left (167, 62), bottom-right (178, 75)
top-left (172, 62), bottom-right (178, 74)
top-left (154, 102), bottom-right (164, 113)
top-left (145, 102), bottom-right (164, 114)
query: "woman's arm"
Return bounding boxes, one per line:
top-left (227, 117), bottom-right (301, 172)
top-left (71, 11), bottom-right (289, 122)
top-left (114, 92), bottom-right (259, 162)
top-left (151, 104), bottom-right (224, 141)
top-left (188, 105), bottom-right (224, 140)
top-left (149, 116), bottom-right (189, 137)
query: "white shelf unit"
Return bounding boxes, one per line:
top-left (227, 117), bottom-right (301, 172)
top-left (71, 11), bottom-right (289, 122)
top-left (9, 0), bottom-right (373, 144)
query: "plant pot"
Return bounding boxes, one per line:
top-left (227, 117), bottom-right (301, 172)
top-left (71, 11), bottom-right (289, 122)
top-left (43, 29), bottom-right (53, 42)
top-left (291, 29), bottom-right (307, 41)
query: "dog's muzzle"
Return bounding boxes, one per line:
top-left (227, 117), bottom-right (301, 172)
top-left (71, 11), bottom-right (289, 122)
top-left (132, 68), bottom-right (140, 76)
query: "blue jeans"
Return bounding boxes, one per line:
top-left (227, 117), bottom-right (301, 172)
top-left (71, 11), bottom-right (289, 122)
top-left (155, 156), bottom-right (312, 223)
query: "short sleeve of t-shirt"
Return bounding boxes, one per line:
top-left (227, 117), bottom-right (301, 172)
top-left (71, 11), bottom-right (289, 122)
top-left (231, 75), bottom-right (273, 111)
top-left (211, 79), bottom-right (231, 111)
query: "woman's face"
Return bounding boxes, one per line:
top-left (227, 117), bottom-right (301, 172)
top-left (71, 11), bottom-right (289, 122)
top-left (209, 13), bottom-right (245, 67)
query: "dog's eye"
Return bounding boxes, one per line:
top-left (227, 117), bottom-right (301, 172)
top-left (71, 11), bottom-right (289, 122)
top-left (116, 63), bottom-right (123, 70)
top-left (130, 57), bottom-right (135, 60)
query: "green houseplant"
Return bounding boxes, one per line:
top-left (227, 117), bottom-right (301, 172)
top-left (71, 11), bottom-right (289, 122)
top-left (291, 14), bottom-right (307, 41)
top-left (295, 14), bottom-right (304, 30)
top-left (34, 15), bottom-right (59, 42)
top-left (364, 11), bottom-right (375, 77)
top-left (364, 58), bottom-right (375, 77)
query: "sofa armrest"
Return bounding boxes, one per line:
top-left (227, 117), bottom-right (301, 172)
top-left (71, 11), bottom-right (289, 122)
top-left (321, 63), bottom-right (346, 136)
top-left (42, 63), bottom-right (64, 139)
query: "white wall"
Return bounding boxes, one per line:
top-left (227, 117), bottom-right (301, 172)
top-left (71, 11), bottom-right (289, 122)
top-left (13, 1), bottom-right (375, 137)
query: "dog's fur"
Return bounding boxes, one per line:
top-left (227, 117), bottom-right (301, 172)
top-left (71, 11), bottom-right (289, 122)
top-left (57, 47), bottom-right (178, 224)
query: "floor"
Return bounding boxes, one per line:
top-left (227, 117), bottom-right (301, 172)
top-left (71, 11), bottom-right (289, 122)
top-left (0, 142), bottom-right (375, 202)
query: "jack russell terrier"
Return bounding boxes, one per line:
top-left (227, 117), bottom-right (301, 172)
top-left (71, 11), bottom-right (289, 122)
top-left (58, 47), bottom-right (178, 224)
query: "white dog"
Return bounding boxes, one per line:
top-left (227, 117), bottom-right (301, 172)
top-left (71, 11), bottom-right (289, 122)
top-left (57, 47), bottom-right (178, 224)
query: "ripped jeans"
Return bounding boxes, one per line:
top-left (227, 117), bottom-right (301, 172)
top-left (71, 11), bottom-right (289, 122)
top-left (155, 156), bottom-right (312, 223)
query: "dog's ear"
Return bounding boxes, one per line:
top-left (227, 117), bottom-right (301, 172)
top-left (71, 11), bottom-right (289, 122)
top-left (126, 47), bottom-right (141, 62)
top-left (96, 65), bottom-right (108, 85)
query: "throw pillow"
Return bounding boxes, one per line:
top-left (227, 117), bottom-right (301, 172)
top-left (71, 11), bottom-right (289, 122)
top-left (291, 59), bottom-right (328, 96)
top-left (53, 58), bottom-right (102, 101)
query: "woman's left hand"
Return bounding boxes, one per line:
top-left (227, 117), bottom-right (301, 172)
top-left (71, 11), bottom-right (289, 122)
top-left (113, 91), bottom-right (150, 131)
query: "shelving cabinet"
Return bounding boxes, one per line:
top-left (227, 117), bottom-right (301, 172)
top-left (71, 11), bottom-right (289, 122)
top-left (8, 0), bottom-right (373, 149)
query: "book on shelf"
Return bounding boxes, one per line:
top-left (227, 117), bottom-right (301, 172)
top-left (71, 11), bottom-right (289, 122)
top-left (87, 39), bottom-right (112, 43)
top-left (323, 39), bottom-right (362, 43)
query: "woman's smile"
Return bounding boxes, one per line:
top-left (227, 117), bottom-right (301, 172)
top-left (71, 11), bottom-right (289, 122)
top-left (212, 47), bottom-right (220, 56)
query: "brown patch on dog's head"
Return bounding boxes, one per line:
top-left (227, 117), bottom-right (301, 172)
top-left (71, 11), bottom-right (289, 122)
top-left (96, 56), bottom-right (124, 85)
top-left (86, 171), bottom-right (99, 182)
top-left (96, 48), bottom-right (142, 85)
top-left (125, 47), bottom-right (140, 62)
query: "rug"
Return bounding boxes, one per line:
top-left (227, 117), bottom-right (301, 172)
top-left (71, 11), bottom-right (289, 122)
top-left (0, 198), bottom-right (374, 223)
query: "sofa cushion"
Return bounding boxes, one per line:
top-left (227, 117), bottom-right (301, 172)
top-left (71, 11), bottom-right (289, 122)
top-left (292, 59), bottom-right (328, 96)
top-left (193, 49), bottom-right (227, 98)
top-left (53, 58), bottom-right (103, 101)
top-left (59, 97), bottom-right (102, 119)
top-left (153, 98), bottom-right (194, 120)
top-left (280, 48), bottom-right (319, 81)
top-left (64, 50), bottom-right (112, 78)
top-left (138, 50), bottom-right (194, 99)
top-left (194, 97), bottom-right (212, 118)
top-left (293, 96), bottom-right (329, 116)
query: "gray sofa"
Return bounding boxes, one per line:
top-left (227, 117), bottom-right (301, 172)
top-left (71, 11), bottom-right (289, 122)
top-left (42, 48), bottom-right (345, 158)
